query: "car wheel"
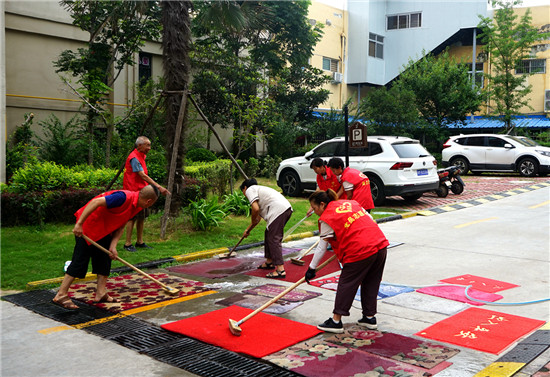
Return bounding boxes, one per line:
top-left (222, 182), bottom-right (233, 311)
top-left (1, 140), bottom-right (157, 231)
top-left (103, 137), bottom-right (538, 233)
top-left (450, 182), bottom-right (464, 195)
top-left (435, 184), bottom-right (449, 197)
top-left (518, 157), bottom-right (538, 177)
top-left (401, 193), bottom-right (423, 202)
top-left (451, 157), bottom-right (470, 175)
top-left (369, 176), bottom-right (385, 206)
top-left (280, 170), bottom-right (302, 196)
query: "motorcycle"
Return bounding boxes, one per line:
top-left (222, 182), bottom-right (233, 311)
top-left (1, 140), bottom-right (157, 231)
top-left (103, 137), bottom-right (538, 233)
top-left (435, 165), bottom-right (465, 198)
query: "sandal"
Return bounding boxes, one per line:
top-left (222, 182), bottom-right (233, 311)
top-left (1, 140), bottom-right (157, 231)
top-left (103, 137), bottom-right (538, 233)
top-left (93, 293), bottom-right (120, 304)
top-left (266, 270), bottom-right (286, 279)
top-left (258, 262), bottom-right (275, 270)
top-left (52, 296), bottom-right (79, 310)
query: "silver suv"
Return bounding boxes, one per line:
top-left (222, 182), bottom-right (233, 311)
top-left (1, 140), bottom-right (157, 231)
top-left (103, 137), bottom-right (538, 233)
top-left (276, 136), bottom-right (439, 205)
top-left (442, 134), bottom-right (550, 177)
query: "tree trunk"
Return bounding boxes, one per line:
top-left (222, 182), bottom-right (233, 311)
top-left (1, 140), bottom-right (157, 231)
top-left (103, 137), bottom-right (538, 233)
top-left (162, 0), bottom-right (192, 216)
top-left (86, 110), bottom-right (95, 165)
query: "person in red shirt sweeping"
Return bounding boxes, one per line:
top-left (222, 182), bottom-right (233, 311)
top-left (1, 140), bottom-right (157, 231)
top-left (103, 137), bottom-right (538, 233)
top-left (328, 157), bottom-right (374, 212)
top-left (305, 189), bottom-right (389, 333)
top-left (123, 136), bottom-right (169, 252)
top-left (51, 185), bottom-right (159, 309)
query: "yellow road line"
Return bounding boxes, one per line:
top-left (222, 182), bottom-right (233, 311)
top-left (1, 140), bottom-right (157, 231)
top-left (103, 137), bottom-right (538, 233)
top-left (121, 290), bottom-right (217, 316)
top-left (529, 200), bottom-right (550, 209)
top-left (455, 217), bottom-right (498, 229)
top-left (38, 325), bottom-right (74, 334)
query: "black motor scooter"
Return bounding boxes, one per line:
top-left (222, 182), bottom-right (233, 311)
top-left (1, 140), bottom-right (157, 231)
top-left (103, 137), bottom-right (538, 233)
top-left (435, 165), bottom-right (465, 198)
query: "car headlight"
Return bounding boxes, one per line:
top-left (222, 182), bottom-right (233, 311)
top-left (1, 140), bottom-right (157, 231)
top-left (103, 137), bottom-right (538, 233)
top-left (535, 150), bottom-right (550, 157)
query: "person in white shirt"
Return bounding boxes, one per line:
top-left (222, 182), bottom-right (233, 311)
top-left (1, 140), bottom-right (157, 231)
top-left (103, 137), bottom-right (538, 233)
top-left (240, 178), bottom-right (293, 278)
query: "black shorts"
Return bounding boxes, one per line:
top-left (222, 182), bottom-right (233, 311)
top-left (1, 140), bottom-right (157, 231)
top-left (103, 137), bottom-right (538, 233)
top-left (66, 235), bottom-right (113, 278)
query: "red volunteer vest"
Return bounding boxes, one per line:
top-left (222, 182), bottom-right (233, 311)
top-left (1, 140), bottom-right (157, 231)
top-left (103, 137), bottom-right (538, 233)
top-left (319, 200), bottom-right (389, 264)
top-left (75, 190), bottom-right (142, 243)
top-left (123, 149), bottom-right (148, 191)
top-left (317, 169), bottom-right (346, 199)
top-left (341, 167), bottom-right (374, 210)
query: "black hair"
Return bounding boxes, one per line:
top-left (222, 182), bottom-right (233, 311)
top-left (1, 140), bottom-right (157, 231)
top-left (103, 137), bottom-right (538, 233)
top-left (240, 178), bottom-right (258, 191)
top-left (309, 189), bottom-right (338, 206)
top-left (310, 157), bottom-right (327, 169)
top-left (327, 157), bottom-right (345, 169)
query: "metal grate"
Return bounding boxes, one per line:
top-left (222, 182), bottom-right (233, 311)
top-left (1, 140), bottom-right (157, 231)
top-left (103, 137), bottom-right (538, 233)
top-left (84, 316), bottom-right (151, 337)
top-left (108, 326), bottom-right (183, 352)
top-left (496, 344), bottom-right (549, 363)
top-left (521, 330), bottom-right (550, 346)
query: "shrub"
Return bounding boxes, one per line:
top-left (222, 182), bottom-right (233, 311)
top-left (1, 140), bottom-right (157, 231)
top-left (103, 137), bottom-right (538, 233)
top-left (185, 159), bottom-right (232, 196)
top-left (186, 147), bottom-right (217, 162)
top-left (35, 114), bottom-right (88, 166)
top-left (259, 155), bottom-right (282, 178)
top-left (222, 191), bottom-right (250, 216)
top-left (187, 196), bottom-right (227, 231)
top-left (243, 157), bottom-right (259, 177)
top-left (179, 176), bottom-right (209, 207)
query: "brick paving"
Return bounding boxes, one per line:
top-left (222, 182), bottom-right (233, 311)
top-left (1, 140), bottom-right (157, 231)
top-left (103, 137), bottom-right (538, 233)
top-left (381, 174), bottom-right (550, 212)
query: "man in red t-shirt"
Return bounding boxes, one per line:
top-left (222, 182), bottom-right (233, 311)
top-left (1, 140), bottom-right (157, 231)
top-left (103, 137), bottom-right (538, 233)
top-left (52, 185), bottom-right (159, 309)
top-left (123, 136), bottom-right (169, 252)
top-left (328, 157), bottom-right (374, 212)
top-left (305, 190), bottom-right (388, 333)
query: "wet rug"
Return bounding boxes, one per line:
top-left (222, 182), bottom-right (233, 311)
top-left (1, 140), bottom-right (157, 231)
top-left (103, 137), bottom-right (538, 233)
top-left (242, 283), bottom-right (321, 302)
top-left (215, 293), bottom-right (303, 314)
top-left (416, 285), bottom-right (503, 306)
top-left (324, 325), bottom-right (460, 369)
top-left (245, 253), bottom-right (341, 283)
top-left (438, 274), bottom-right (520, 293)
top-left (310, 276), bottom-right (414, 299)
top-left (68, 273), bottom-right (212, 312)
top-left (161, 305), bottom-right (321, 358)
top-left (263, 338), bottom-right (452, 377)
top-left (415, 307), bottom-right (546, 354)
top-left (166, 255), bottom-right (262, 279)
top-left (382, 291), bottom-right (469, 316)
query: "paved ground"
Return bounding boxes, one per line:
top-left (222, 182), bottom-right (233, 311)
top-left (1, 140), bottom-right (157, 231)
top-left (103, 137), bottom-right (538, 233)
top-left (2, 175), bottom-right (549, 377)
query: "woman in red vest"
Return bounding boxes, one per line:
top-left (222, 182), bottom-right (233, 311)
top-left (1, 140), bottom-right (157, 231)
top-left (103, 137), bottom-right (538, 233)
top-left (305, 189), bottom-right (389, 333)
top-left (51, 186), bottom-right (159, 309)
top-left (306, 158), bottom-right (346, 216)
top-left (328, 157), bottom-right (374, 212)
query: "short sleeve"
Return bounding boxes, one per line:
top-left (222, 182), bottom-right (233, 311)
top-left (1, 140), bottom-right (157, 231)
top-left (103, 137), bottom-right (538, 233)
top-left (104, 191), bottom-right (127, 208)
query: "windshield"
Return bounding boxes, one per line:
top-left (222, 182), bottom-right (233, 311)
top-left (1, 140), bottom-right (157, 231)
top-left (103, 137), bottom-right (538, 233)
top-left (392, 142), bottom-right (432, 158)
top-left (506, 135), bottom-right (540, 147)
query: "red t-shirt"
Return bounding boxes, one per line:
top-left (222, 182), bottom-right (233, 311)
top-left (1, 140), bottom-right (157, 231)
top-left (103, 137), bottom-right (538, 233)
top-left (319, 200), bottom-right (388, 264)
top-left (123, 149), bottom-right (148, 191)
top-left (341, 167), bottom-right (374, 210)
top-left (317, 169), bottom-right (346, 199)
top-left (75, 190), bottom-right (142, 243)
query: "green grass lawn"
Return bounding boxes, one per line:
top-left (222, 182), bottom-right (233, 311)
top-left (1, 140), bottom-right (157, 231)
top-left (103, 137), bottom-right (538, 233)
top-left (1, 177), bottom-right (406, 291)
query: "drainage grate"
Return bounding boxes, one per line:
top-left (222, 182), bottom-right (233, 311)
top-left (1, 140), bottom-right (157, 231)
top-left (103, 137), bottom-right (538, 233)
top-left (108, 326), bottom-right (183, 352)
top-left (496, 343), bottom-right (549, 363)
top-left (84, 316), bottom-right (151, 337)
top-left (2, 289), bottom-right (56, 306)
top-left (211, 353), bottom-right (273, 375)
top-left (521, 330), bottom-right (550, 346)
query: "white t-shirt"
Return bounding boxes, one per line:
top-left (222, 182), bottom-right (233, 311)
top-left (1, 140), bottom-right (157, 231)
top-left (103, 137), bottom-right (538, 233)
top-left (244, 185), bottom-right (292, 228)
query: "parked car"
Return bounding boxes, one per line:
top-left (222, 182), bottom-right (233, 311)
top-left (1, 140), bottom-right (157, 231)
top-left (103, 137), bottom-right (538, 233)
top-left (276, 136), bottom-right (439, 205)
top-left (442, 134), bottom-right (550, 177)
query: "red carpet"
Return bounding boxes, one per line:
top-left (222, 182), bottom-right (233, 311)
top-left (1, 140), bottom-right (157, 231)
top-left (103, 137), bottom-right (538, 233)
top-left (245, 252), bottom-right (341, 283)
top-left (161, 305), bottom-right (321, 358)
top-left (415, 307), bottom-right (545, 354)
top-left (439, 274), bottom-right (520, 293)
top-left (416, 285), bottom-right (503, 306)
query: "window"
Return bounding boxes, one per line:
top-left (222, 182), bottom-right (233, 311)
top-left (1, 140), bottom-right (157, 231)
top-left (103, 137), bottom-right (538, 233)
top-left (138, 52), bottom-right (152, 86)
top-left (487, 137), bottom-right (507, 148)
top-left (369, 33), bottom-right (384, 59)
top-left (460, 62), bottom-right (484, 88)
top-left (312, 142), bottom-right (341, 157)
top-left (322, 57), bottom-right (339, 72)
top-left (516, 59), bottom-right (546, 74)
top-left (466, 137), bottom-right (485, 147)
top-left (387, 12), bottom-right (422, 30)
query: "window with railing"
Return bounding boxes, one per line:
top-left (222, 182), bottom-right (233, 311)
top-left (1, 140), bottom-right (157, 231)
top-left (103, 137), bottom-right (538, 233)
top-left (460, 62), bottom-right (484, 88)
top-left (387, 12), bottom-right (422, 30)
top-left (322, 57), bottom-right (339, 72)
top-left (516, 59), bottom-right (546, 74)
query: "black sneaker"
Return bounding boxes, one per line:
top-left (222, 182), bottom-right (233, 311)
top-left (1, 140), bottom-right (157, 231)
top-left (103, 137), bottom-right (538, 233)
top-left (135, 242), bottom-right (153, 249)
top-left (357, 316), bottom-right (377, 330)
top-left (317, 318), bottom-right (344, 333)
top-left (123, 244), bottom-right (137, 252)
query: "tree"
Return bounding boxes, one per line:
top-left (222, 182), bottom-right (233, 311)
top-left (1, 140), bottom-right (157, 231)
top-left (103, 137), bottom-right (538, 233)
top-left (54, 1), bottom-right (161, 165)
top-left (396, 50), bottom-right (483, 130)
top-left (478, 0), bottom-right (550, 132)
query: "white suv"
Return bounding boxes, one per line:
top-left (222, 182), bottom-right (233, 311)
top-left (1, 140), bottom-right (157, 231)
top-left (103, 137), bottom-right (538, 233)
top-left (276, 136), bottom-right (439, 205)
top-left (442, 134), bottom-right (550, 177)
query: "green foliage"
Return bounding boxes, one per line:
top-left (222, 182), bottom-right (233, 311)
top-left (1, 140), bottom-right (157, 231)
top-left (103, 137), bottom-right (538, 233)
top-left (8, 161), bottom-right (121, 194)
top-left (185, 159), bottom-right (233, 196)
top-left (243, 157), bottom-right (259, 177)
top-left (5, 113), bottom-right (40, 180)
top-left (35, 114), bottom-right (88, 166)
top-left (187, 147), bottom-right (217, 162)
top-left (222, 191), bottom-right (250, 216)
top-left (187, 196), bottom-right (227, 231)
top-left (258, 155), bottom-right (282, 178)
top-left (478, 0), bottom-right (550, 131)
top-left (143, 148), bottom-right (167, 184)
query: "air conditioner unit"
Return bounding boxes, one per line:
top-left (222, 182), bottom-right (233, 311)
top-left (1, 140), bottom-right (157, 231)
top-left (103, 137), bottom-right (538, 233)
top-left (545, 90), bottom-right (550, 112)
top-left (332, 72), bottom-right (343, 83)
